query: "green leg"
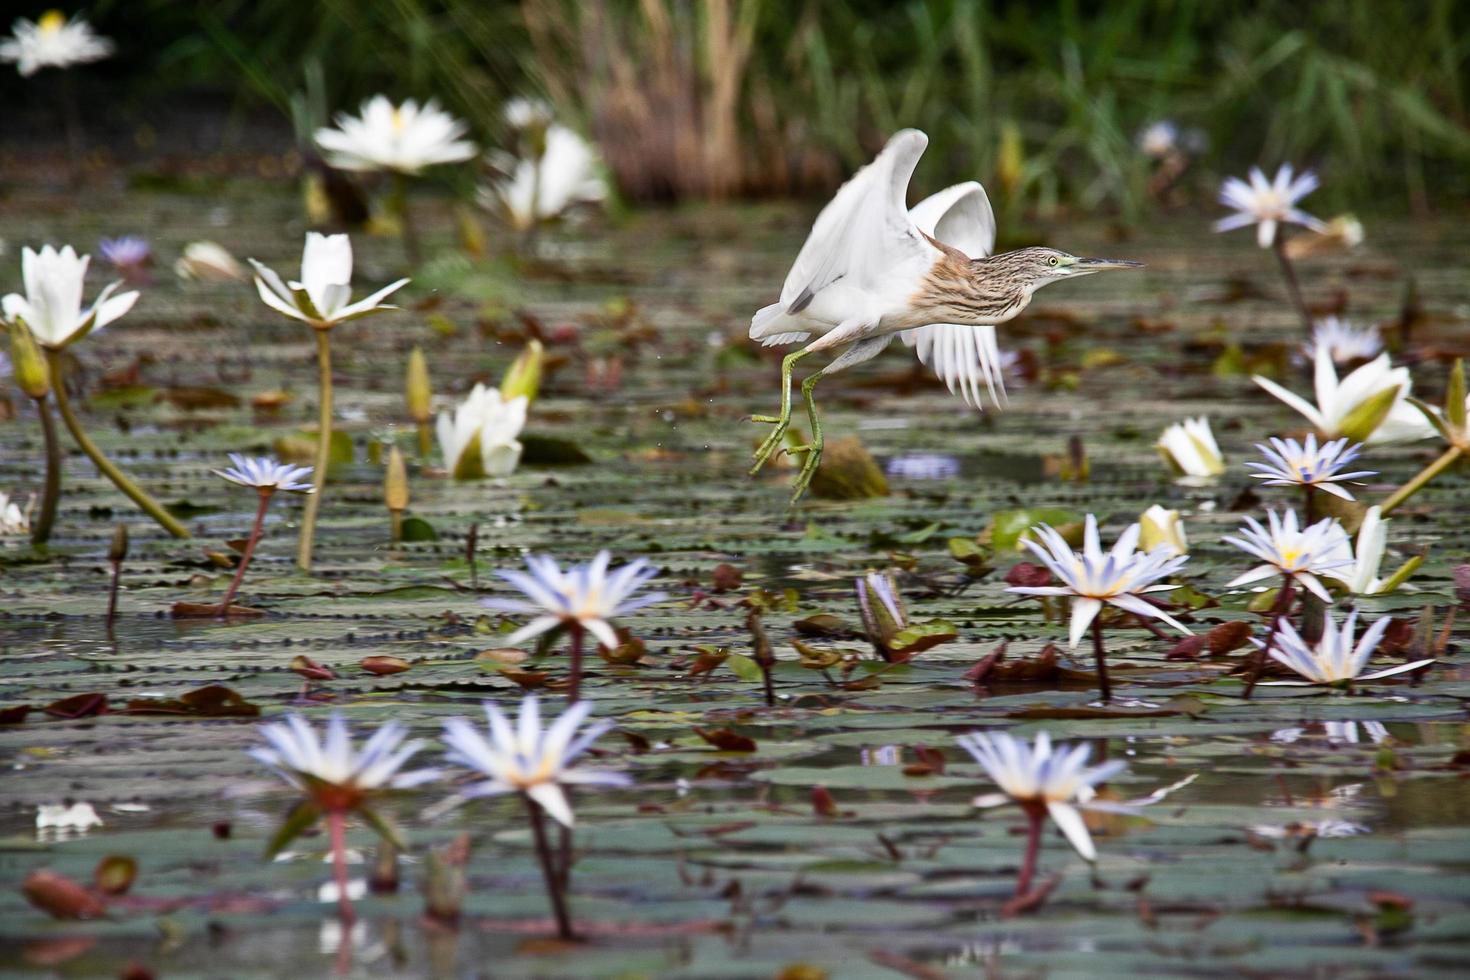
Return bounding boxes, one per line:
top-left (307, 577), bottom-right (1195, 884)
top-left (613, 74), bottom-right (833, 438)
top-left (750, 349), bottom-right (809, 475)
top-left (787, 369), bottom-right (826, 504)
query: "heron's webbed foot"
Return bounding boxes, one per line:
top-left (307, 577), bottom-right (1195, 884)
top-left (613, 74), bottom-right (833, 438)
top-left (749, 350), bottom-right (808, 476)
top-left (786, 371), bottom-right (826, 505)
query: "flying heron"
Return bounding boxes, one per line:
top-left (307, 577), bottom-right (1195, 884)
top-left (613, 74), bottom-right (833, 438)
top-left (749, 128), bottom-right (1142, 502)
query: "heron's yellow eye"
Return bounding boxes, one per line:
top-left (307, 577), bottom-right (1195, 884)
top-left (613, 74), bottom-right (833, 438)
top-left (1047, 256), bottom-right (1058, 267)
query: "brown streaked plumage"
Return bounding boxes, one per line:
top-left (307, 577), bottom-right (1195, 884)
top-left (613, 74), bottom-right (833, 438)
top-left (746, 129), bottom-right (1142, 503)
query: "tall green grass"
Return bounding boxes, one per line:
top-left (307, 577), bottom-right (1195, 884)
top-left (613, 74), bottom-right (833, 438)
top-left (17, 0), bottom-right (1470, 215)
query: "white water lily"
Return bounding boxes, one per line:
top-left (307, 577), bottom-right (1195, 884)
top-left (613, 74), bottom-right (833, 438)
top-left (213, 454), bottom-right (315, 494)
top-left (435, 384), bottom-right (528, 479)
top-left (1, 245), bottom-right (137, 348)
top-left (1138, 505), bottom-right (1188, 556)
top-left (1222, 509), bottom-right (1352, 602)
top-left (1323, 505), bottom-right (1418, 596)
top-left (441, 696), bottom-right (631, 828)
top-left (1245, 434), bottom-right (1374, 500)
top-left (956, 730), bottom-right (1128, 862)
top-left (249, 233), bottom-right (408, 330)
top-left (485, 124), bottom-right (607, 231)
top-left (482, 551), bottom-right (665, 650)
top-left (174, 240), bottom-right (245, 282)
top-left (315, 96), bottom-right (476, 175)
top-left (1137, 121), bottom-right (1178, 160)
top-left (1304, 317), bottom-right (1382, 366)
top-left (1157, 416), bottom-right (1225, 481)
top-left (1, 491), bottom-right (33, 535)
top-left (1, 11), bottom-right (112, 76)
top-left (1214, 164), bottom-right (1327, 248)
top-left (1254, 348), bottom-right (1434, 445)
top-left (251, 714), bottom-right (440, 803)
top-left (1257, 608), bottom-right (1431, 687)
top-left (1006, 514), bottom-right (1192, 648)
top-left (503, 96), bottom-right (554, 130)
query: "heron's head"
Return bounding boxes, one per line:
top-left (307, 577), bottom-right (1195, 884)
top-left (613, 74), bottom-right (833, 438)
top-left (984, 247), bottom-right (1143, 294)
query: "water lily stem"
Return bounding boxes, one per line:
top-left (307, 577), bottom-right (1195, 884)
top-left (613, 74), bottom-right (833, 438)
top-left (1243, 574), bottom-right (1296, 699)
top-left (566, 623), bottom-right (585, 704)
top-left (393, 172), bottom-right (421, 268)
top-left (416, 420), bottom-right (432, 459)
top-left (218, 491), bottom-right (272, 617)
top-left (1016, 805), bottom-right (1045, 897)
top-left (1272, 236), bottom-right (1312, 333)
top-left (1379, 445), bottom-right (1463, 516)
top-left (297, 329), bottom-right (333, 570)
top-left (1304, 484), bottom-right (1317, 524)
top-left (31, 394), bottom-right (62, 545)
top-left (1090, 616), bottom-right (1113, 703)
top-left (525, 795), bottom-right (574, 940)
top-left (47, 351), bottom-right (190, 538)
top-left (389, 509), bottom-right (403, 543)
top-left (106, 557), bottom-right (123, 631)
top-left (326, 809), bottom-right (356, 924)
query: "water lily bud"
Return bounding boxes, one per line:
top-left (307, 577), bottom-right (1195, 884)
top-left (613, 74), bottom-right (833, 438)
top-left (1139, 505), bottom-right (1188, 556)
top-left (1157, 416), bottom-right (1225, 481)
top-left (855, 570), bottom-right (907, 649)
top-left (174, 241), bottom-right (245, 281)
top-left (405, 347), bottom-right (431, 423)
top-left (6, 320), bottom-right (50, 398)
top-left (499, 339), bottom-right (544, 403)
top-left (108, 523), bottom-right (129, 563)
top-left (384, 445), bottom-right (409, 512)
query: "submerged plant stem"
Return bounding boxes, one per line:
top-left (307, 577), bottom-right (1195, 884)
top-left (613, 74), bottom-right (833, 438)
top-left (1243, 574), bottom-right (1296, 699)
top-left (297, 329), bottom-right (333, 570)
top-left (47, 351), bottom-right (190, 539)
top-left (1272, 237), bottom-right (1312, 333)
top-left (525, 796), bottom-right (574, 940)
top-left (326, 809), bottom-right (356, 923)
top-left (31, 395), bottom-right (62, 545)
top-left (1016, 806), bottom-right (1045, 897)
top-left (218, 491), bottom-right (272, 616)
top-left (1090, 615), bottom-right (1113, 703)
top-left (1380, 445), bottom-right (1462, 516)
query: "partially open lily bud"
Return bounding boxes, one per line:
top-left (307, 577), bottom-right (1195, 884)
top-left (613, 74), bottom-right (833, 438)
top-left (1157, 416), bottom-right (1225, 481)
top-left (1139, 505), bottom-right (1188, 556)
top-left (500, 339), bottom-right (544, 403)
top-left (855, 570), bottom-right (906, 651)
top-left (6, 320), bottom-right (50, 398)
top-left (1283, 214), bottom-right (1364, 260)
top-left (384, 445), bottom-right (409, 512)
top-left (405, 347), bottom-right (431, 423)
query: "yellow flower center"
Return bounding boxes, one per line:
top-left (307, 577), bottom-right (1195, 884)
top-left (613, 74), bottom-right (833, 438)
top-left (391, 107), bottom-right (405, 132)
top-left (38, 10), bottom-right (66, 33)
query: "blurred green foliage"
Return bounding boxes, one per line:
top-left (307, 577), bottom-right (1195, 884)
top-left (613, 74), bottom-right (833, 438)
top-left (10, 0), bottom-right (1470, 215)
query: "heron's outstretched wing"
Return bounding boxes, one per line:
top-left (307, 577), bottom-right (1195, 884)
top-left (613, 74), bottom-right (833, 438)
top-left (778, 129), bottom-right (935, 311)
top-left (901, 180), bottom-right (1007, 409)
top-left (908, 181), bottom-right (995, 259)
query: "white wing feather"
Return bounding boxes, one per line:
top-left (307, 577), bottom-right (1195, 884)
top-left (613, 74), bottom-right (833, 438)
top-left (777, 129), bottom-right (936, 310)
top-left (901, 181), bottom-right (1007, 409)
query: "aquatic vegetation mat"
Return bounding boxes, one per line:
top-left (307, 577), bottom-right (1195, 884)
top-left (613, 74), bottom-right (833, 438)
top-left (2, 187), bottom-right (1469, 978)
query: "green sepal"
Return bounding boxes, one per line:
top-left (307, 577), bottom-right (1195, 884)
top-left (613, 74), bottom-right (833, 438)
top-left (358, 804), bottom-right (407, 851)
top-left (1376, 554), bottom-right (1424, 595)
top-left (1406, 396), bottom-right (1454, 444)
top-left (1446, 359), bottom-right (1466, 433)
top-left (1337, 386), bottom-right (1401, 444)
top-left (264, 799), bottom-right (322, 858)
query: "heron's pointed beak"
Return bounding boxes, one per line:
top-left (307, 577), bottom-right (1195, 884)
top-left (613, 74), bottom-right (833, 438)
top-left (1075, 257), bottom-right (1144, 272)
